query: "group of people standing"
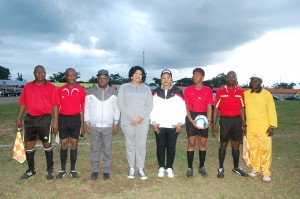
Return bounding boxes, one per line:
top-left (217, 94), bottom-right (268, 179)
top-left (16, 65), bottom-right (277, 183)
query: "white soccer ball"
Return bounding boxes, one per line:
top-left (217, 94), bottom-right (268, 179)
top-left (195, 115), bottom-right (208, 128)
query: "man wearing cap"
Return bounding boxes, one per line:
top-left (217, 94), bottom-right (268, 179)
top-left (244, 75), bottom-right (277, 182)
top-left (150, 69), bottom-right (186, 178)
top-left (84, 69), bottom-right (120, 181)
top-left (213, 71), bottom-right (248, 178)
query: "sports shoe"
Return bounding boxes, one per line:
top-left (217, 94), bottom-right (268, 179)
top-left (232, 168), bottom-right (248, 177)
top-left (199, 167), bottom-right (208, 177)
top-left (248, 169), bottom-right (260, 177)
top-left (166, 168), bottom-right (174, 178)
top-left (128, 168), bottom-right (135, 179)
top-left (217, 168), bottom-right (224, 178)
top-left (263, 175), bottom-right (271, 182)
top-left (69, 170), bottom-right (80, 178)
top-left (91, 172), bottom-right (98, 181)
top-left (103, 173), bottom-right (110, 181)
top-left (138, 169), bottom-right (148, 180)
top-left (56, 170), bottom-right (67, 179)
top-left (157, 167), bottom-right (165, 177)
top-left (21, 169), bottom-right (36, 180)
top-left (186, 168), bottom-right (194, 177)
top-left (47, 169), bottom-right (54, 180)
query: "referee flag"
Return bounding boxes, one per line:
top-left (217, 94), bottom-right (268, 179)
top-left (13, 130), bottom-right (26, 163)
top-left (243, 135), bottom-right (251, 167)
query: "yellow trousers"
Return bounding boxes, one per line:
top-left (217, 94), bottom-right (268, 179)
top-left (247, 131), bottom-right (272, 176)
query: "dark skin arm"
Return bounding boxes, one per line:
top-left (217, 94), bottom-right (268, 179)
top-left (16, 105), bottom-right (26, 130)
top-left (240, 107), bottom-right (246, 135)
top-left (212, 107), bottom-right (219, 137)
top-left (267, 127), bottom-right (275, 136)
top-left (52, 106), bottom-right (58, 135)
top-left (80, 112), bottom-right (85, 135)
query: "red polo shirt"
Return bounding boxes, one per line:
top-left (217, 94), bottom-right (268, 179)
top-left (19, 81), bottom-right (59, 116)
top-left (58, 84), bottom-right (86, 115)
top-left (184, 85), bottom-right (214, 112)
top-left (215, 85), bottom-right (245, 116)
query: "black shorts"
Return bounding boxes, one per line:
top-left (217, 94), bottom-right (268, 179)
top-left (24, 114), bottom-right (51, 142)
top-left (219, 115), bottom-right (242, 143)
top-left (186, 112), bottom-right (209, 138)
top-left (58, 114), bottom-right (81, 139)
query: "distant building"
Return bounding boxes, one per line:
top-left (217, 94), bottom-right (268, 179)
top-left (0, 80), bottom-right (28, 88)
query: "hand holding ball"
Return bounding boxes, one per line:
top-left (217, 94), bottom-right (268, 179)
top-left (195, 115), bottom-right (208, 128)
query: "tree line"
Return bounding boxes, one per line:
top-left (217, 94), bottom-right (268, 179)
top-left (0, 65), bottom-right (297, 89)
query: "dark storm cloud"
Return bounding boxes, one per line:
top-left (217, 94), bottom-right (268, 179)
top-left (0, 0), bottom-right (300, 81)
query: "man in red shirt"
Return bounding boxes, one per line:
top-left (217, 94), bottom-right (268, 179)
top-left (56, 68), bottom-right (86, 179)
top-left (213, 71), bottom-right (248, 178)
top-left (16, 65), bottom-right (59, 180)
top-left (184, 68), bottom-right (214, 177)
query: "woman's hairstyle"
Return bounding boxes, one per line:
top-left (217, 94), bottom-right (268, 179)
top-left (128, 66), bottom-right (146, 82)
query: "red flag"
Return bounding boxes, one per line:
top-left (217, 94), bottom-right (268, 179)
top-left (13, 131), bottom-right (26, 163)
top-left (243, 135), bottom-right (251, 167)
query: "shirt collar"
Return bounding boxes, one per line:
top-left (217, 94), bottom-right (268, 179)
top-left (251, 87), bottom-right (262, 93)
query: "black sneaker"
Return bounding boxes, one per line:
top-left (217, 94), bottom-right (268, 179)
top-left (103, 173), bottom-right (110, 181)
top-left (47, 169), bottom-right (54, 180)
top-left (199, 167), bottom-right (208, 177)
top-left (69, 170), bottom-right (80, 178)
top-left (186, 168), bottom-right (194, 177)
top-left (232, 168), bottom-right (248, 177)
top-left (56, 170), bottom-right (67, 179)
top-left (21, 169), bottom-right (36, 180)
top-left (217, 168), bottom-right (224, 178)
top-left (91, 172), bottom-right (98, 181)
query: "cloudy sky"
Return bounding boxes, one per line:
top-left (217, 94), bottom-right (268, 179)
top-left (1, 0), bottom-right (300, 87)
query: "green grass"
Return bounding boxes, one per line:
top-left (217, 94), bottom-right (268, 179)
top-left (0, 101), bottom-right (299, 199)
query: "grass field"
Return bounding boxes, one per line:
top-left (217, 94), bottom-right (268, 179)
top-left (0, 100), bottom-right (299, 199)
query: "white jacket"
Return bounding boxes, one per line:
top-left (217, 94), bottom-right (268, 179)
top-left (84, 85), bottom-right (120, 128)
top-left (150, 86), bottom-right (186, 128)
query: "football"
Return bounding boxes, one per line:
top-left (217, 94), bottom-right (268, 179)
top-left (195, 115), bottom-right (208, 128)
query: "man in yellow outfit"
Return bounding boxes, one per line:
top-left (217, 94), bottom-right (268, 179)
top-left (244, 75), bottom-right (277, 182)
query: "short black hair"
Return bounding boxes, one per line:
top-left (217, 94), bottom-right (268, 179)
top-left (128, 66), bottom-right (146, 82)
top-left (193, 67), bottom-right (205, 76)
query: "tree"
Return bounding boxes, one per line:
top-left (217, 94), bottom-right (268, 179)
top-left (16, 73), bottom-right (24, 81)
top-left (0, 66), bottom-right (11, 80)
top-left (207, 73), bottom-right (227, 88)
top-left (148, 77), bottom-right (161, 87)
top-left (175, 77), bottom-right (193, 86)
top-left (272, 82), bottom-right (296, 89)
top-left (49, 71), bottom-right (81, 82)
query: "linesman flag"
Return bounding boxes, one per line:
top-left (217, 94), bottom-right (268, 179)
top-left (243, 135), bottom-right (251, 167)
top-left (13, 130), bottom-right (26, 163)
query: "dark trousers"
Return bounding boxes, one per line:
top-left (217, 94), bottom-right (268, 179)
top-left (155, 127), bottom-right (178, 168)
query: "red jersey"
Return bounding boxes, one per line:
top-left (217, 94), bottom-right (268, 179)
top-left (19, 81), bottom-right (59, 116)
top-left (58, 84), bottom-right (86, 115)
top-left (184, 85), bottom-right (214, 112)
top-left (215, 85), bottom-right (245, 116)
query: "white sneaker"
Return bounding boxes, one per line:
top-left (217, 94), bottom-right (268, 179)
top-left (166, 168), bottom-right (174, 178)
top-left (128, 168), bottom-right (135, 179)
top-left (157, 167), bottom-right (165, 177)
top-left (263, 175), bottom-right (271, 182)
top-left (248, 169), bottom-right (260, 177)
top-left (138, 169), bottom-right (148, 180)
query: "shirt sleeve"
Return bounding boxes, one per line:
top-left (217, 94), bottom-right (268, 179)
top-left (267, 92), bottom-right (278, 127)
top-left (84, 93), bottom-right (90, 123)
top-left (117, 85), bottom-right (136, 121)
top-left (114, 90), bottom-right (120, 123)
top-left (139, 86), bottom-right (153, 119)
top-left (80, 87), bottom-right (86, 113)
